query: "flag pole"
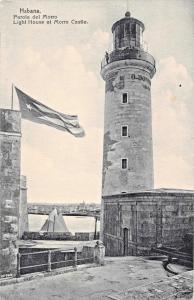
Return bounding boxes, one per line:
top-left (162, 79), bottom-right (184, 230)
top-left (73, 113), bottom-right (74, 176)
top-left (11, 83), bottom-right (14, 110)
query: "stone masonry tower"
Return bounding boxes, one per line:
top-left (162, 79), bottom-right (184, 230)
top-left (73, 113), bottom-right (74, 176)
top-left (0, 109), bottom-right (21, 277)
top-left (101, 12), bottom-right (156, 196)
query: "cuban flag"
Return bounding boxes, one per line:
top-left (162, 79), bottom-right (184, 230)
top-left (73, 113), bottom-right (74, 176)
top-left (15, 87), bottom-right (85, 137)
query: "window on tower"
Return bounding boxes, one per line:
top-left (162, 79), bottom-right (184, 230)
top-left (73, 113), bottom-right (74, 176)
top-left (122, 125), bottom-right (128, 137)
top-left (119, 24), bottom-right (124, 38)
top-left (131, 23), bottom-right (136, 38)
top-left (125, 23), bottom-right (130, 35)
top-left (121, 158), bottom-right (128, 169)
top-left (122, 93), bottom-right (128, 104)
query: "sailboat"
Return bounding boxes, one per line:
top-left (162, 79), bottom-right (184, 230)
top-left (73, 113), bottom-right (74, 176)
top-left (40, 208), bottom-right (71, 233)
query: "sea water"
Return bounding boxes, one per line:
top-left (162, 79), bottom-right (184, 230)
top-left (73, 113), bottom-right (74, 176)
top-left (29, 215), bottom-right (100, 234)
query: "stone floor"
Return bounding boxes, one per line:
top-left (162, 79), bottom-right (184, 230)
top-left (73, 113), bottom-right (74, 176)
top-left (0, 257), bottom-right (192, 300)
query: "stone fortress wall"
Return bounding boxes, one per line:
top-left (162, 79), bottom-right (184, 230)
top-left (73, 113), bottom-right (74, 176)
top-left (103, 190), bottom-right (194, 256)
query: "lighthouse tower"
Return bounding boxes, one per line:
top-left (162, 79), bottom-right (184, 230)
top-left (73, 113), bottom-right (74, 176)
top-left (101, 12), bottom-right (156, 196)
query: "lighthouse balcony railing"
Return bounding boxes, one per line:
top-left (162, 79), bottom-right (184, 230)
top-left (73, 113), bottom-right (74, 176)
top-left (101, 48), bottom-right (155, 69)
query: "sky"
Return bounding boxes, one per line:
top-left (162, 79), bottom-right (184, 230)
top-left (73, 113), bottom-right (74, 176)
top-left (0, 0), bottom-right (194, 203)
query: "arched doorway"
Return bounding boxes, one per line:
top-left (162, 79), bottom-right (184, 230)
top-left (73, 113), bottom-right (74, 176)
top-left (123, 227), bottom-right (129, 256)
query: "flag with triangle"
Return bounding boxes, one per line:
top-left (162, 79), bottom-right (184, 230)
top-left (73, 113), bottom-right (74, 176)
top-left (15, 86), bottom-right (85, 137)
